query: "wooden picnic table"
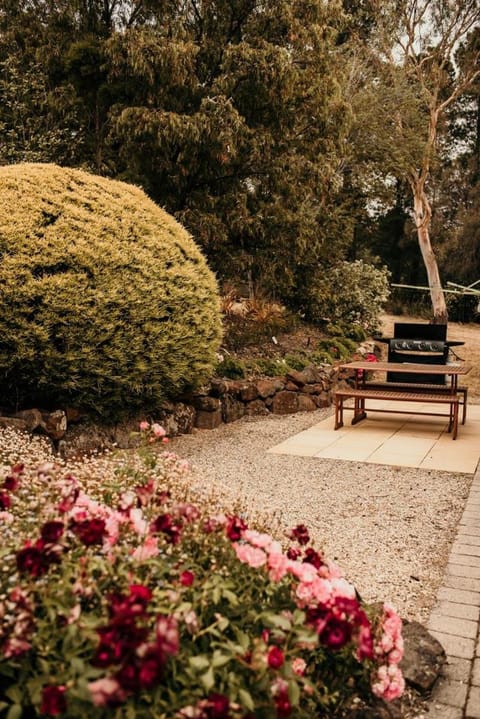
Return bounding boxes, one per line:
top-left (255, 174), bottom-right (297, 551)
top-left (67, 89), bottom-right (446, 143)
top-left (335, 361), bottom-right (472, 439)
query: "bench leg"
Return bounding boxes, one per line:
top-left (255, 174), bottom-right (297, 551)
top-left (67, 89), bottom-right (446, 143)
top-left (452, 402), bottom-right (459, 440)
top-left (461, 388), bottom-right (467, 424)
top-left (334, 396), bottom-right (344, 430)
top-left (352, 397), bottom-right (367, 425)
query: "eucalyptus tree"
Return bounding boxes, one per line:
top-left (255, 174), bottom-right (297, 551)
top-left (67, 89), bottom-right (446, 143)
top-left (350, 0), bottom-right (480, 323)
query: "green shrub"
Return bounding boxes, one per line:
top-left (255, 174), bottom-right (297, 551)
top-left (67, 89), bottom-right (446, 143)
top-left (215, 356), bottom-right (246, 379)
top-left (283, 353), bottom-right (309, 371)
top-left (247, 357), bottom-right (290, 376)
top-left (326, 322), bottom-right (367, 343)
top-left (315, 338), bottom-right (355, 362)
top-left (0, 163), bottom-right (222, 417)
top-left (304, 260), bottom-right (391, 334)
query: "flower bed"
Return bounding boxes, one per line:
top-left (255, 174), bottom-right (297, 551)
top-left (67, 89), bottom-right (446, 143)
top-left (0, 425), bottom-right (404, 718)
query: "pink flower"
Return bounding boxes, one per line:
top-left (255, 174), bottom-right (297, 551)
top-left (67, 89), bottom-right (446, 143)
top-left (152, 423), bottom-right (166, 437)
top-left (268, 551), bottom-right (290, 582)
top-left (330, 577), bottom-right (356, 600)
top-left (88, 677), bottom-right (127, 707)
top-left (288, 561), bottom-right (317, 582)
top-left (0, 511), bottom-right (13, 523)
top-left (155, 615), bottom-right (179, 656)
top-left (243, 529), bottom-right (273, 550)
top-left (233, 542), bottom-right (267, 568)
top-left (3, 637), bottom-right (32, 658)
top-left (291, 657), bottom-right (306, 676)
top-left (132, 536), bottom-right (159, 561)
top-left (139, 421), bottom-right (150, 431)
top-left (371, 664), bottom-right (405, 702)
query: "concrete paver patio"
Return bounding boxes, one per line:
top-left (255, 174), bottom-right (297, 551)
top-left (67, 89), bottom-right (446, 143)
top-left (268, 401), bottom-right (480, 474)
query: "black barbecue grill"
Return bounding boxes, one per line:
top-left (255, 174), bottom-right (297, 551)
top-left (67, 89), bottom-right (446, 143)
top-left (375, 322), bottom-right (464, 385)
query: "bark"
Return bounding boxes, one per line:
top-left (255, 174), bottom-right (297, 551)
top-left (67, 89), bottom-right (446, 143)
top-left (411, 178), bottom-right (448, 324)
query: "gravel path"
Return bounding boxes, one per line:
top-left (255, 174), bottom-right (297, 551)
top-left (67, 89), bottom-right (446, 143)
top-left (170, 407), bottom-right (473, 624)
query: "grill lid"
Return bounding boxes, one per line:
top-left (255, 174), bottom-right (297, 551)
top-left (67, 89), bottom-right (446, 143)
top-left (389, 339), bottom-right (446, 353)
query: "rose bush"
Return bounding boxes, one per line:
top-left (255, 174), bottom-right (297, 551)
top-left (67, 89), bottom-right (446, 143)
top-left (0, 425), bottom-right (404, 718)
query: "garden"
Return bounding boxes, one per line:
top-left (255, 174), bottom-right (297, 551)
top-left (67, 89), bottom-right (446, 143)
top-left (0, 422), bottom-right (405, 719)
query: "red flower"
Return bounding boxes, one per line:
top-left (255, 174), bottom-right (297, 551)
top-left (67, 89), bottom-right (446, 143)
top-left (40, 685), bottom-right (67, 716)
top-left (71, 518), bottom-right (106, 545)
top-left (41, 520), bottom-right (64, 544)
top-left (226, 515), bottom-right (247, 541)
top-left (179, 570), bottom-right (195, 586)
top-left (3, 475), bottom-right (19, 491)
top-left (320, 616), bottom-right (352, 650)
top-left (16, 546), bottom-right (50, 577)
top-left (129, 584), bottom-right (153, 603)
top-left (204, 693), bottom-right (230, 719)
top-left (150, 513), bottom-right (181, 544)
top-left (286, 547), bottom-right (301, 560)
top-left (267, 645), bottom-right (285, 669)
top-left (138, 656), bottom-right (163, 688)
top-left (302, 547), bottom-right (323, 569)
top-left (0, 490), bottom-right (11, 510)
top-left (274, 691), bottom-right (291, 717)
top-left (288, 524), bottom-right (310, 545)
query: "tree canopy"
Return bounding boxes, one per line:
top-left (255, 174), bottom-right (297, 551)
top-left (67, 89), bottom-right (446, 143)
top-left (0, 0), bottom-right (479, 321)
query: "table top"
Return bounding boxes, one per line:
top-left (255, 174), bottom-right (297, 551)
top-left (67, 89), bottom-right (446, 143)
top-left (339, 360), bottom-right (472, 376)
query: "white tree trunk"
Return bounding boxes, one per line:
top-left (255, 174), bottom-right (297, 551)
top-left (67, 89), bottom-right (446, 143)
top-left (411, 180), bottom-right (448, 324)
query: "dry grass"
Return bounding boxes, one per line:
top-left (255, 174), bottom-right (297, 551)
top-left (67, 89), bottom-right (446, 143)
top-left (379, 314), bottom-right (480, 400)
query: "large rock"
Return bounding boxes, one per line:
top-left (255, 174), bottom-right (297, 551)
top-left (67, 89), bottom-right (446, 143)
top-left (41, 409), bottom-right (67, 441)
top-left (195, 409), bottom-right (223, 429)
top-left (221, 395), bottom-right (245, 423)
top-left (297, 395), bottom-right (317, 412)
top-left (400, 620), bottom-right (446, 692)
top-left (271, 391), bottom-right (299, 414)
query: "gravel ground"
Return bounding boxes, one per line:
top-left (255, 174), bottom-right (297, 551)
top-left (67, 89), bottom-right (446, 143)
top-left (170, 407), bottom-right (474, 625)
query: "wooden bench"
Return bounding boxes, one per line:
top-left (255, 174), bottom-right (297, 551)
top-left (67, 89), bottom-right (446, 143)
top-left (334, 388), bottom-right (460, 439)
top-left (364, 381), bottom-right (468, 424)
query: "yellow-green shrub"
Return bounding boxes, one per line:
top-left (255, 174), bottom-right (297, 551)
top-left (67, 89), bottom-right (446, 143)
top-left (0, 163), bottom-right (222, 417)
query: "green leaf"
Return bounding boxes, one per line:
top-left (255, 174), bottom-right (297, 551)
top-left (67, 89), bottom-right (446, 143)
top-left (288, 680), bottom-right (301, 707)
top-left (5, 688), bottom-right (22, 704)
top-left (262, 612), bottom-right (292, 630)
top-left (211, 651), bottom-right (230, 668)
top-left (222, 589), bottom-right (238, 605)
top-left (6, 705), bottom-right (22, 719)
top-left (189, 656), bottom-right (210, 672)
top-left (217, 616), bottom-right (229, 631)
top-left (238, 688), bottom-right (255, 712)
top-left (200, 666), bottom-right (215, 692)
top-left (234, 629), bottom-right (250, 650)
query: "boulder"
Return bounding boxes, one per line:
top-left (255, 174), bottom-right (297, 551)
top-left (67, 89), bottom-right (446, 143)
top-left (271, 391), bottom-right (299, 414)
top-left (244, 399), bottom-right (269, 416)
top-left (297, 395), bottom-right (317, 412)
top-left (221, 395), bottom-right (245, 423)
top-left (255, 379), bottom-right (279, 398)
top-left (0, 417), bottom-right (28, 431)
top-left (239, 383), bottom-right (259, 402)
top-left (193, 396), bottom-right (221, 412)
top-left (15, 408), bottom-right (43, 432)
top-left (195, 409), bottom-right (223, 429)
top-left (400, 620), bottom-right (446, 692)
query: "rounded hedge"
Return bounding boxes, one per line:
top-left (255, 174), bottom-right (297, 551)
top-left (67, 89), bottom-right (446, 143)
top-left (0, 163), bottom-right (222, 417)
